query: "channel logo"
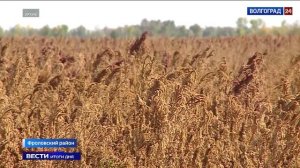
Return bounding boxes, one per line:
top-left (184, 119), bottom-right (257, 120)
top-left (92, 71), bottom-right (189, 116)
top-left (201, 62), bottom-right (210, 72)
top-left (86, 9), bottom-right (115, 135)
top-left (247, 7), bottom-right (293, 15)
top-left (22, 152), bottom-right (81, 160)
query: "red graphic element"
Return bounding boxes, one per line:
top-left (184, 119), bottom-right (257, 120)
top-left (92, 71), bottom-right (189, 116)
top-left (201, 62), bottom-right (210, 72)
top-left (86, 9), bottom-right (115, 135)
top-left (284, 7), bottom-right (293, 15)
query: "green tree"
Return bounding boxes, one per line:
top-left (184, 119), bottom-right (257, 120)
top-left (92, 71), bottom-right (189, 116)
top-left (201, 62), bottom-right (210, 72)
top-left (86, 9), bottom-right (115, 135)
top-left (141, 19), bottom-right (149, 32)
top-left (250, 19), bottom-right (264, 34)
top-left (141, 20), bottom-right (163, 36)
top-left (236, 18), bottom-right (248, 35)
top-left (27, 27), bottom-right (38, 36)
top-left (176, 26), bottom-right (189, 37)
top-left (60, 25), bottom-right (69, 36)
top-left (39, 25), bottom-right (52, 36)
top-left (110, 30), bottom-right (119, 39)
top-left (203, 27), bottom-right (217, 37)
top-left (70, 25), bottom-right (88, 37)
top-left (217, 27), bottom-right (236, 37)
top-left (9, 24), bottom-right (24, 36)
top-left (189, 24), bottom-right (202, 37)
top-left (51, 25), bottom-right (69, 37)
top-left (124, 26), bottom-right (141, 38)
top-left (160, 20), bottom-right (176, 36)
top-left (90, 28), bottom-right (105, 38)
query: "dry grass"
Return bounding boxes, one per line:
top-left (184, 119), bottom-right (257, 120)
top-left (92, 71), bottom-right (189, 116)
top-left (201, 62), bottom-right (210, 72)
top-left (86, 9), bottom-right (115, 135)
top-left (0, 35), bottom-right (299, 167)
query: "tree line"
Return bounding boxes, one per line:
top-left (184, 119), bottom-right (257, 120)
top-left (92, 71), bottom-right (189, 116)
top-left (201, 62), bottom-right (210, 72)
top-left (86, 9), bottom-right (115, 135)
top-left (0, 18), bottom-right (299, 38)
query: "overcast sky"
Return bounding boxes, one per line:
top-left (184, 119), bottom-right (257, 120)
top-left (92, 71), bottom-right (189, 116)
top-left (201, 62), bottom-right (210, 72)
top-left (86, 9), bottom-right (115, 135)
top-left (0, 1), bottom-right (299, 30)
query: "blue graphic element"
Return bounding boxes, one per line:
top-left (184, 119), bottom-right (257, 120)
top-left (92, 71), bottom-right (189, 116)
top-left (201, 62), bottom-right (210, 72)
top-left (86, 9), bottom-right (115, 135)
top-left (22, 151), bottom-right (81, 160)
top-left (23, 139), bottom-right (77, 148)
top-left (247, 7), bottom-right (284, 15)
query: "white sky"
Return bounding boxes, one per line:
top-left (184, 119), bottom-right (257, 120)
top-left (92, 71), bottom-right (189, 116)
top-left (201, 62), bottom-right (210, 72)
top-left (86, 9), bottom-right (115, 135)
top-left (0, 1), bottom-right (299, 30)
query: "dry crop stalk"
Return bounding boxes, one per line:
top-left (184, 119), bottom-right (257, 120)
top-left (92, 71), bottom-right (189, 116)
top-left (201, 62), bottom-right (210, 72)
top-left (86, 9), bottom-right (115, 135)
top-left (232, 52), bottom-right (263, 95)
top-left (130, 31), bottom-right (148, 55)
top-left (93, 48), bottom-right (115, 71)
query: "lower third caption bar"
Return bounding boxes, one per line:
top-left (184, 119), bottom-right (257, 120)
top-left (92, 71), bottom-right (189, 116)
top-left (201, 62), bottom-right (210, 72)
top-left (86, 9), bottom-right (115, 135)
top-left (22, 152), bottom-right (81, 160)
